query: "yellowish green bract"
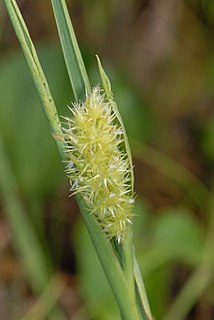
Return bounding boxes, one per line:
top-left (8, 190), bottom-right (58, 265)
top-left (62, 87), bottom-right (134, 243)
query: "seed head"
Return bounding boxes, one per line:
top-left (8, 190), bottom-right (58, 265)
top-left (62, 87), bottom-right (134, 242)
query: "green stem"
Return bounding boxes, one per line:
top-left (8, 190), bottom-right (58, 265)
top-left (76, 195), bottom-right (142, 320)
top-left (123, 227), bottom-right (135, 300)
top-left (134, 255), bottom-right (153, 320)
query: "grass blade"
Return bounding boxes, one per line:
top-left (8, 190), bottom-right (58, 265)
top-left (134, 256), bottom-right (153, 320)
top-left (3, 0), bottom-right (63, 156)
top-left (51, 0), bottom-right (91, 101)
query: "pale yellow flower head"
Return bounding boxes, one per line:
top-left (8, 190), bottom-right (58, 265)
top-left (63, 87), bottom-right (134, 243)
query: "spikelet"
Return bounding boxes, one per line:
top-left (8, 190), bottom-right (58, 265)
top-left (62, 87), bottom-right (134, 243)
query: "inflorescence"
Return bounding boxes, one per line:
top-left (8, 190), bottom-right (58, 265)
top-left (62, 87), bottom-right (134, 243)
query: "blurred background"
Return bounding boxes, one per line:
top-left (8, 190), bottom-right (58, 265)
top-left (1, 0), bottom-right (214, 319)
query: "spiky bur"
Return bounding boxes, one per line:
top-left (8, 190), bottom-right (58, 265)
top-left (62, 87), bottom-right (134, 243)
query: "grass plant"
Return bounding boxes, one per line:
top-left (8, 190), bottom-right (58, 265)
top-left (3, 0), bottom-right (152, 319)
top-left (2, 2), bottom-right (214, 319)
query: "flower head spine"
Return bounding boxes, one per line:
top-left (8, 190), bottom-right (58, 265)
top-left (62, 87), bottom-right (134, 242)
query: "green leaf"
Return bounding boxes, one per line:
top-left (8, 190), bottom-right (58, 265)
top-left (51, 0), bottom-right (91, 101)
top-left (3, 0), bottom-right (64, 157)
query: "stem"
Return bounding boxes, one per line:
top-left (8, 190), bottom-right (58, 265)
top-left (123, 227), bottom-right (135, 299)
top-left (134, 255), bottom-right (153, 320)
top-left (76, 195), bottom-right (142, 320)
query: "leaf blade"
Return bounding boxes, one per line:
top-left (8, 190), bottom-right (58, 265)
top-left (3, 0), bottom-right (63, 156)
top-left (51, 0), bottom-right (91, 101)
